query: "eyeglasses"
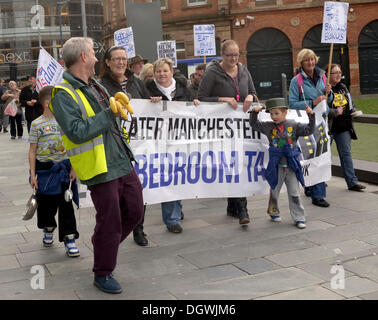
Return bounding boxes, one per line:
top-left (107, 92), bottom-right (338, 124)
top-left (110, 57), bottom-right (127, 62)
top-left (224, 53), bottom-right (240, 58)
top-left (331, 71), bottom-right (342, 75)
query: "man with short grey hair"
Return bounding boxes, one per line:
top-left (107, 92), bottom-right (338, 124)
top-left (51, 37), bottom-right (144, 294)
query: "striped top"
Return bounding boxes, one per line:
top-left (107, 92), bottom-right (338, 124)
top-left (28, 115), bottom-right (68, 162)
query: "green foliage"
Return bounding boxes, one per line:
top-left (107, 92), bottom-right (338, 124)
top-left (331, 123), bottom-right (378, 162)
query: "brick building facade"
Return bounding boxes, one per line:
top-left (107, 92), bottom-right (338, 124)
top-left (103, 0), bottom-right (378, 97)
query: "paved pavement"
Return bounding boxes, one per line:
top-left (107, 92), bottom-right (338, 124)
top-left (1, 130), bottom-right (378, 301)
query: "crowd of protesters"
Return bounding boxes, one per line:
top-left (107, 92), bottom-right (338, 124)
top-left (1, 37), bottom-right (366, 294)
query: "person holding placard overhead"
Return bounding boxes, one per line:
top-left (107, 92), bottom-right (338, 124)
top-left (288, 48), bottom-right (333, 208)
top-left (197, 39), bottom-right (258, 225)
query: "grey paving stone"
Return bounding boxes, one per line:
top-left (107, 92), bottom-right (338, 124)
top-left (46, 256), bottom-right (94, 276)
top-left (16, 246), bottom-right (93, 267)
top-left (322, 276), bottom-right (378, 298)
top-left (266, 239), bottom-right (375, 267)
top-left (297, 259), bottom-right (354, 282)
top-left (255, 285), bottom-right (345, 300)
top-left (116, 256), bottom-right (198, 281)
top-left (169, 267), bottom-right (323, 300)
top-left (359, 290), bottom-right (378, 300)
top-left (0, 266), bottom-right (50, 285)
top-left (181, 236), bottom-right (315, 268)
top-left (0, 255), bottom-right (20, 271)
top-left (233, 258), bottom-right (280, 275)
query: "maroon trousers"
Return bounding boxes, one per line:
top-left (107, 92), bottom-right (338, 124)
top-left (88, 169), bottom-right (144, 277)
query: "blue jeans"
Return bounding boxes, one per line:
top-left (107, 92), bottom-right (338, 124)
top-left (309, 182), bottom-right (326, 200)
top-left (161, 200), bottom-right (182, 227)
top-left (333, 131), bottom-right (359, 188)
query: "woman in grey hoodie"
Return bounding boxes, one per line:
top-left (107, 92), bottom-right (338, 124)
top-left (198, 40), bottom-right (258, 225)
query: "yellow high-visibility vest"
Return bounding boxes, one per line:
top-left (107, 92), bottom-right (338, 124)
top-left (50, 80), bottom-right (108, 181)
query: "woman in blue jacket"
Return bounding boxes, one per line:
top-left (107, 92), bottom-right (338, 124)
top-left (289, 48), bottom-right (333, 208)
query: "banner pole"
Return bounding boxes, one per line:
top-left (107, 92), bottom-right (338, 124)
top-left (326, 43), bottom-right (334, 98)
top-left (204, 56), bottom-right (206, 64)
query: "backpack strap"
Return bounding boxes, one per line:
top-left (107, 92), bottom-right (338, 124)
top-left (296, 73), bottom-right (303, 96)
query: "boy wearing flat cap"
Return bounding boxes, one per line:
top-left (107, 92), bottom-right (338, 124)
top-left (250, 98), bottom-right (315, 229)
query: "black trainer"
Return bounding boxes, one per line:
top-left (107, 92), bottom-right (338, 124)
top-left (312, 198), bottom-right (330, 207)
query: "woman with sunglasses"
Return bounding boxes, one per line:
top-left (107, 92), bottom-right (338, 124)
top-left (198, 39), bottom-right (258, 225)
top-left (100, 46), bottom-right (150, 246)
top-left (325, 63), bottom-right (366, 192)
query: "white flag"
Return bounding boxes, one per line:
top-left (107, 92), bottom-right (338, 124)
top-left (36, 47), bottom-right (65, 92)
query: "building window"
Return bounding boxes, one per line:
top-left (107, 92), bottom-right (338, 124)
top-left (187, 0), bottom-right (207, 6)
top-left (176, 41), bottom-right (186, 59)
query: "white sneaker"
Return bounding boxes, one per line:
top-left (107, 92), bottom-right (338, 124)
top-left (270, 215), bottom-right (282, 222)
top-left (43, 228), bottom-right (54, 247)
top-left (64, 234), bottom-right (80, 257)
top-left (296, 221), bottom-right (306, 229)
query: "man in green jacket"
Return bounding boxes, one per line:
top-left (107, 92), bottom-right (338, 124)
top-left (51, 37), bottom-right (144, 294)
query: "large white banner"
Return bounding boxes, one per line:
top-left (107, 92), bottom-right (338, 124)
top-left (36, 47), bottom-right (64, 92)
top-left (79, 100), bottom-right (331, 207)
top-left (321, 1), bottom-right (349, 44)
top-left (128, 100), bottom-right (331, 205)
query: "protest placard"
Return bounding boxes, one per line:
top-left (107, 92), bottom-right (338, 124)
top-left (114, 27), bottom-right (136, 59)
top-left (321, 1), bottom-right (349, 88)
top-left (35, 47), bottom-right (64, 92)
top-left (193, 24), bottom-right (216, 57)
top-left (157, 40), bottom-right (177, 67)
top-left (321, 1), bottom-right (349, 44)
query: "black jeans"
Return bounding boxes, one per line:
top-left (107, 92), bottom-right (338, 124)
top-left (9, 114), bottom-right (23, 138)
top-left (35, 160), bottom-right (79, 242)
top-left (227, 197), bottom-right (248, 215)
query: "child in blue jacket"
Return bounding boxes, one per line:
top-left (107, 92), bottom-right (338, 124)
top-left (250, 98), bottom-right (315, 229)
top-left (28, 86), bottom-right (80, 257)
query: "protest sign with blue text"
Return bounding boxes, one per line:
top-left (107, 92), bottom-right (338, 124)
top-left (79, 100), bottom-right (331, 207)
top-left (193, 24), bottom-right (216, 57)
top-left (321, 1), bottom-right (349, 44)
top-left (36, 47), bottom-right (64, 92)
top-left (114, 27), bottom-right (136, 59)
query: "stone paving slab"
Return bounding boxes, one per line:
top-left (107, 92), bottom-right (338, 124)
top-left (265, 239), bottom-right (375, 267)
top-left (322, 276), bottom-right (378, 298)
top-left (255, 285), bottom-right (345, 300)
top-left (169, 267), bottom-right (323, 300)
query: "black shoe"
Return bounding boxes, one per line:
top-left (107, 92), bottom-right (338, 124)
top-left (3, 129), bottom-right (8, 133)
top-left (133, 229), bottom-right (148, 246)
top-left (348, 184), bottom-right (366, 192)
top-left (304, 187), bottom-right (311, 197)
top-left (10, 136), bottom-right (15, 140)
top-left (239, 211), bottom-right (250, 225)
top-left (312, 198), bottom-right (330, 207)
top-left (167, 224), bottom-right (183, 233)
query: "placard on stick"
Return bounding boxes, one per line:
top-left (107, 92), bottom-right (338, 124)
top-left (321, 1), bottom-right (349, 44)
top-left (193, 24), bottom-right (216, 59)
top-left (157, 40), bottom-right (177, 67)
top-left (114, 27), bottom-right (136, 59)
top-left (321, 1), bottom-right (349, 88)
